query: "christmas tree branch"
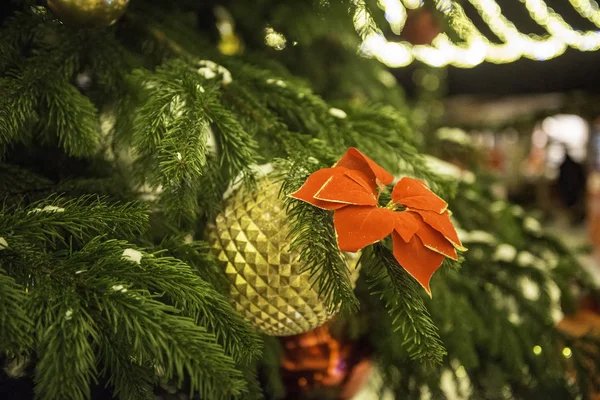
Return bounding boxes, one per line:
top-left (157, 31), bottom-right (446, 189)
top-left (363, 243), bottom-right (447, 364)
top-left (0, 267), bottom-right (33, 355)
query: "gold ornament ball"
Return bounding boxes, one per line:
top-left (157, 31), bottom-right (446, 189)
top-left (206, 176), bottom-right (359, 336)
top-left (47, 0), bottom-right (129, 28)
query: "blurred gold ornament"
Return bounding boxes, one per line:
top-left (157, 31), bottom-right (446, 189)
top-left (206, 176), bottom-right (359, 336)
top-left (218, 34), bottom-right (242, 56)
top-left (215, 5), bottom-right (243, 56)
top-left (47, 0), bottom-right (129, 28)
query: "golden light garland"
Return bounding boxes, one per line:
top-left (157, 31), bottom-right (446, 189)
top-left (569, 0), bottom-right (600, 28)
top-left (354, 0), bottom-right (600, 68)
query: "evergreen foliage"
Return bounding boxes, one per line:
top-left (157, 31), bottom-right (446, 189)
top-left (0, 1), bottom-right (599, 399)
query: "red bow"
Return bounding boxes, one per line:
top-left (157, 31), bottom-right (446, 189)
top-left (290, 148), bottom-right (465, 296)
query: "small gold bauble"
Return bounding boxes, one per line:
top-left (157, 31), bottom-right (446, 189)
top-left (206, 177), bottom-right (359, 336)
top-left (47, 0), bottom-right (129, 28)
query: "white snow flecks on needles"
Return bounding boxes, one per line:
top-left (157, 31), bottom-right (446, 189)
top-left (176, 152), bottom-right (182, 161)
top-left (111, 284), bottom-right (128, 293)
top-left (197, 67), bottom-right (217, 79)
top-left (29, 205), bottom-right (66, 214)
top-left (377, 69), bottom-right (397, 87)
top-left (423, 155), bottom-right (462, 180)
top-left (493, 244), bottom-right (517, 262)
top-left (421, 154), bottom-right (477, 184)
top-left (100, 110), bottom-right (116, 138)
top-left (43, 205), bottom-right (65, 212)
top-left (542, 249), bottom-right (559, 269)
top-left (490, 200), bottom-right (507, 213)
top-left (440, 369), bottom-right (459, 400)
top-left (508, 312), bottom-right (522, 325)
top-left (551, 307), bottom-right (564, 324)
top-left (328, 107), bottom-right (347, 119)
top-left (4, 356), bottom-right (30, 378)
top-left (138, 183), bottom-right (164, 202)
top-left (266, 78), bottom-right (287, 87)
top-left (168, 94), bottom-right (185, 119)
top-left (547, 280), bottom-right (561, 304)
top-left (464, 230), bottom-right (496, 244)
top-left (511, 205), bottom-right (524, 216)
top-left (206, 126), bottom-right (217, 154)
top-left (65, 309), bottom-right (73, 321)
top-left (462, 170), bottom-right (476, 184)
top-left (196, 60), bottom-right (232, 85)
top-left (519, 276), bottom-right (541, 301)
top-left (144, 81), bottom-right (157, 90)
top-left (122, 248), bottom-right (143, 264)
top-left (523, 217), bottom-right (542, 235)
top-left (436, 127), bottom-right (473, 147)
top-left (0, 237), bottom-right (8, 250)
top-left (456, 228), bottom-right (469, 243)
top-left (517, 251), bottom-right (535, 266)
top-left (546, 280), bottom-right (564, 323)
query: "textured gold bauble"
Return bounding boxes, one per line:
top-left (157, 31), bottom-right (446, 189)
top-left (47, 0), bottom-right (129, 28)
top-left (207, 177), bottom-right (359, 336)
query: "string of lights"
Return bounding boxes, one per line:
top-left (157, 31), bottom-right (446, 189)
top-left (569, 0), bottom-right (600, 28)
top-left (353, 0), bottom-right (600, 68)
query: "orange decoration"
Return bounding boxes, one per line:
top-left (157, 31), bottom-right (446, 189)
top-left (315, 174), bottom-right (378, 206)
top-left (289, 168), bottom-right (350, 210)
top-left (289, 148), bottom-right (465, 295)
top-left (412, 214), bottom-right (458, 260)
top-left (335, 148), bottom-right (394, 191)
top-left (410, 209), bottom-right (466, 251)
top-left (345, 169), bottom-right (377, 193)
top-left (392, 177), bottom-right (447, 213)
top-left (392, 231), bottom-right (445, 296)
top-left (334, 206), bottom-right (395, 252)
top-left (394, 211), bottom-right (420, 242)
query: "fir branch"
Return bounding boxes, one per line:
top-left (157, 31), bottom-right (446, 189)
top-left (363, 244), bottom-right (446, 364)
top-left (0, 7), bottom-right (55, 74)
top-left (1, 31), bottom-right (100, 157)
top-left (221, 83), bottom-right (290, 160)
top-left (97, 337), bottom-right (156, 400)
top-left (161, 236), bottom-right (230, 293)
top-left (85, 31), bottom-right (138, 98)
top-left (95, 289), bottom-right (247, 399)
top-left (344, 103), bottom-right (416, 171)
top-left (131, 61), bottom-right (216, 221)
top-left (430, 279), bottom-right (481, 369)
top-left (71, 238), bottom-right (261, 362)
top-left (222, 60), bottom-right (344, 149)
top-left (42, 79), bottom-right (100, 157)
top-left (281, 159), bottom-right (359, 314)
top-left (0, 162), bottom-right (53, 203)
top-left (0, 75), bottom-right (37, 155)
top-left (203, 95), bottom-right (260, 184)
top-left (32, 292), bottom-right (98, 400)
top-left (195, 153), bottom-right (230, 218)
top-left (0, 195), bottom-right (148, 248)
top-left (239, 364), bottom-right (264, 400)
top-left (0, 266), bottom-right (33, 354)
top-left (260, 336), bottom-right (286, 400)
